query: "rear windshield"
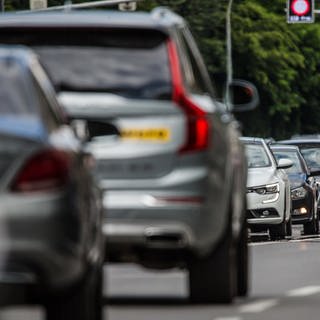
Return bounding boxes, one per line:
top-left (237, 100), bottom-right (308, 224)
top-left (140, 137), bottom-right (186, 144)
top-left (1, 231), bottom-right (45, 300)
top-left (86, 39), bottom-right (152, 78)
top-left (0, 29), bottom-right (172, 100)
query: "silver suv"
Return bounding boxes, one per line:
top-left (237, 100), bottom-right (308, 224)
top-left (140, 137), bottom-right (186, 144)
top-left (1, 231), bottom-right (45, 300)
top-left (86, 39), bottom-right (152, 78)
top-left (0, 7), bottom-right (258, 303)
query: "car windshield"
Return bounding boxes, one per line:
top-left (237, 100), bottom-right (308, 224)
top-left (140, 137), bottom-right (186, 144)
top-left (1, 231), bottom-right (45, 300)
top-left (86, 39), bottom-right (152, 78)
top-left (244, 143), bottom-right (271, 168)
top-left (299, 147), bottom-right (320, 169)
top-left (272, 150), bottom-right (303, 174)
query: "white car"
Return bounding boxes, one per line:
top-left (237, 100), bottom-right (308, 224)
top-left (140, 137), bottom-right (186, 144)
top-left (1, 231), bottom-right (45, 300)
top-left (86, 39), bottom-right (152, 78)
top-left (241, 137), bottom-right (292, 240)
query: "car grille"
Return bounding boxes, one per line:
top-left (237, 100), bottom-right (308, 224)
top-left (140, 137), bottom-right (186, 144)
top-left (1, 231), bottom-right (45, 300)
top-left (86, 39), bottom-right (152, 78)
top-left (247, 208), bottom-right (279, 219)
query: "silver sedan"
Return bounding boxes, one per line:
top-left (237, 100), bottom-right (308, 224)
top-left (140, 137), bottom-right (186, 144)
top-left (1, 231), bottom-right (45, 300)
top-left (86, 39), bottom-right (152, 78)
top-left (241, 137), bottom-right (292, 240)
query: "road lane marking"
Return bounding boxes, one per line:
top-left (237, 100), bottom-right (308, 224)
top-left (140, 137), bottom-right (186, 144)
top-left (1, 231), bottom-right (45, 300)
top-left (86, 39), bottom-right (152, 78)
top-left (214, 317), bottom-right (242, 320)
top-left (249, 237), bottom-right (320, 246)
top-left (239, 299), bottom-right (278, 313)
top-left (286, 285), bottom-right (320, 297)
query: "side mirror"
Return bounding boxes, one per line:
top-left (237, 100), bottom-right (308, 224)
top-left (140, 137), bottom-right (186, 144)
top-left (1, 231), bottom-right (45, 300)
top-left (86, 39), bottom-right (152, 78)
top-left (225, 79), bottom-right (259, 112)
top-left (277, 158), bottom-right (293, 169)
top-left (69, 119), bottom-right (89, 142)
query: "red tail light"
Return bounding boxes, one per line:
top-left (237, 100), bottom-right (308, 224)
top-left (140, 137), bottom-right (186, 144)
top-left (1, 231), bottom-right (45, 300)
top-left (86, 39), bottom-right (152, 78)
top-left (167, 39), bottom-right (209, 153)
top-left (11, 149), bottom-right (71, 193)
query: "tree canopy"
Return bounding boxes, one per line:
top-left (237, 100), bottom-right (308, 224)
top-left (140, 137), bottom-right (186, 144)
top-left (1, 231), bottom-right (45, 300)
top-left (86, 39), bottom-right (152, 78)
top-left (5, 0), bottom-right (320, 139)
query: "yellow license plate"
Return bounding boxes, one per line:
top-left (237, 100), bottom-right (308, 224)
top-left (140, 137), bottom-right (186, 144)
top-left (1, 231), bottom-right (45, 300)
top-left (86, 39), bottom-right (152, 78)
top-left (120, 128), bottom-right (170, 142)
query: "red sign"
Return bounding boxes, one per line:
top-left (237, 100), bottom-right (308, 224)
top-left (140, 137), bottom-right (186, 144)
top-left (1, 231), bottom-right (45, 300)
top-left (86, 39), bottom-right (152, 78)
top-left (287, 0), bottom-right (314, 23)
top-left (291, 0), bottom-right (310, 16)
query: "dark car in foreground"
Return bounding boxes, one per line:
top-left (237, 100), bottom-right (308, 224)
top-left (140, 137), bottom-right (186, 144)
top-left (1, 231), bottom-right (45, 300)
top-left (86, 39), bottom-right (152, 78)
top-left (0, 8), bottom-right (259, 303)
top-left (0, 46), bottom-right (104, 320)
top-left (271, 144), bottom-right (319, 235)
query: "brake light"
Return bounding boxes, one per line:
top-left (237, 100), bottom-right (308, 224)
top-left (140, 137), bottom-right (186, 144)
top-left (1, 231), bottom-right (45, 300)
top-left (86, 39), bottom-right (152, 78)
top-left (167, 39), bottom-right (209, 153)
top-left (11, 149), bottom-right (71, 193)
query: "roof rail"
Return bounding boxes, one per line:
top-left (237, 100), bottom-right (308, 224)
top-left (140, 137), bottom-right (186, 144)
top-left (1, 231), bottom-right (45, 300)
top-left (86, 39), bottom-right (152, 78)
top-left (20, 0), bottom-right (143, 13)
top-left (151, 6), bottom-right (183, 23)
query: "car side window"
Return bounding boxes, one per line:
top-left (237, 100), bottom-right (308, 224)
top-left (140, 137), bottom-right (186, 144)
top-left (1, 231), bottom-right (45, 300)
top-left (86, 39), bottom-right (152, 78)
top-left (176, 29), bottom-right (208, 95)
top-left (177, 28), bottom-right (217, 98)
top-left (30, 74), bottom-right (62, 132)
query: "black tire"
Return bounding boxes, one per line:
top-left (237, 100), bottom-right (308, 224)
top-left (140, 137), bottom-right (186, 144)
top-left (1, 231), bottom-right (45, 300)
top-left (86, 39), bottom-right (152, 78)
top-left (304, 217), bottom-right (318, 235)
top-left (45, 266), bottom-right (103, 320)
top-left (286, 217), bottom-right (292, 237)
top-left (269, 220), bottom-right (286, 240)
top-left (304, 200), bottom-right (319, 235)
top-left (237, 221), bottom-right (249, 297)
top-left (189, 229), bottom-right (236, 304)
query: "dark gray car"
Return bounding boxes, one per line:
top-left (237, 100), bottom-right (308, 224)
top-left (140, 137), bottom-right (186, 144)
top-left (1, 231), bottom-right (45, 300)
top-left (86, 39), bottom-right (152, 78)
top-left (0, 8), bottom-right (258, 303)
top-left (0, 46), bottom-right (104, 320)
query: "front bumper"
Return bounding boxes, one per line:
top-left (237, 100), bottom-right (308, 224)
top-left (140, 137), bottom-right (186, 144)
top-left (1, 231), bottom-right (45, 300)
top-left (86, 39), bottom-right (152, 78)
top-left (291, 192), bottom-right (314, 223)
top-left (246, 189), bottom-right (285, 225)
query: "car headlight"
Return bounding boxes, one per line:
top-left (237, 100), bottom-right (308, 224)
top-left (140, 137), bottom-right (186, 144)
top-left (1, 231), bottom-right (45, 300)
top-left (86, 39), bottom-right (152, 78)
top-left (291, 186), bottom-right (307, 200)
top-left (253, 183), bottom-right (280, 195)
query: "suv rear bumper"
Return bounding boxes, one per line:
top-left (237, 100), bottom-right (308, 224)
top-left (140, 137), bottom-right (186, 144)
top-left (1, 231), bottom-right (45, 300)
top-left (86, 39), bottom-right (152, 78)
top-left (102, 186), bottom-right (230, 265)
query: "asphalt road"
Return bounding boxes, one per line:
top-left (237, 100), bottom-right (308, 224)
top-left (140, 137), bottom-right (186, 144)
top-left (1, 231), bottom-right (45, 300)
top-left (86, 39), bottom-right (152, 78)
top-left (1, 226), bottom-right (320, 320)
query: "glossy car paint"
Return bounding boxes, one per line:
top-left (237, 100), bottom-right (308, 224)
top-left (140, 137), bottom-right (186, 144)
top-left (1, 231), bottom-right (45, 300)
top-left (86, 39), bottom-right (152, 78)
top-left (0, 47), bottom-right (104, 305)
top-left (241, 137), bottom-right (291, 228)
top-left (271, 145), bottom-right (318, 225)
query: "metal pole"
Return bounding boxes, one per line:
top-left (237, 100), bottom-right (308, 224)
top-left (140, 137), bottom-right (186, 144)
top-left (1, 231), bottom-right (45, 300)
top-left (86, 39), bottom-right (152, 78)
top-left (1, 0), bottom-right (4, 13)
top-left (226, 0), bottom-right (233, 107)
top-left (226, 0), bottom-right (233, 86)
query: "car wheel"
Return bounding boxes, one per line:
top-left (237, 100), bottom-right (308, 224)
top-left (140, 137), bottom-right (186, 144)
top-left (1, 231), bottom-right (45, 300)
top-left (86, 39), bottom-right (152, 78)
top-left (304, 201), bottom-right (319, 235)
top-left (188, 226), bottom-right (236, 303)
top-left (286, 217), bottom-right (292, 237)
top-left (237, 220), bottom-right (249, 297)
top-left (269, 220), bottom-right (286, 240)
top-left (45, 265), bottom-right (103, 320)
top-left (304, 216), bottom-right (319, 235)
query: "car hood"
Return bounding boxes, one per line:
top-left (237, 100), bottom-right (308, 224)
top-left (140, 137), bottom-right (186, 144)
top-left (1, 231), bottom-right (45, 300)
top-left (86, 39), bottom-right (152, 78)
top-left (247, 167), bottom-right (279, 188)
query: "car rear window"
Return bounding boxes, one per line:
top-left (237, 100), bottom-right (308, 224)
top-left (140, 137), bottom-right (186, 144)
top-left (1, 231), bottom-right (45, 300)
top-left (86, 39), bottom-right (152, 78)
top-left (0, 28), bottom-right (172, 100)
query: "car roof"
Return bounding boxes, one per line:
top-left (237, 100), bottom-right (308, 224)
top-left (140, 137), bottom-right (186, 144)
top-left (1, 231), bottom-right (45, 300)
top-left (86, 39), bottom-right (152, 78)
top-left (278, 139), bottom-right (320, 145)
top-left (270, 144), bottom-right (300, 151)
top-left (240, 137), bottom-right (265, 144)
top-left (0, 8), bottom-right (185, 33)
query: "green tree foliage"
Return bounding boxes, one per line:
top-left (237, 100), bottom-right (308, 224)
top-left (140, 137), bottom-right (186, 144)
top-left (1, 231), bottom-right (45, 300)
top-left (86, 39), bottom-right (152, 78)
top-left (4, 0), bottom-right (94, 11)
top-left (140, 0), bottom-right (320, 139)
top-left (5, 0), bottom-right (320, 138)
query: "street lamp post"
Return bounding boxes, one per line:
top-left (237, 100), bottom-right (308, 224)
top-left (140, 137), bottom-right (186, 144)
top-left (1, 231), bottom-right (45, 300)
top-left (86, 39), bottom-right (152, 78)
top-left (226, 0), bottom-right (233, 85)
top-left (226, 0), bottom-right (233, 107)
